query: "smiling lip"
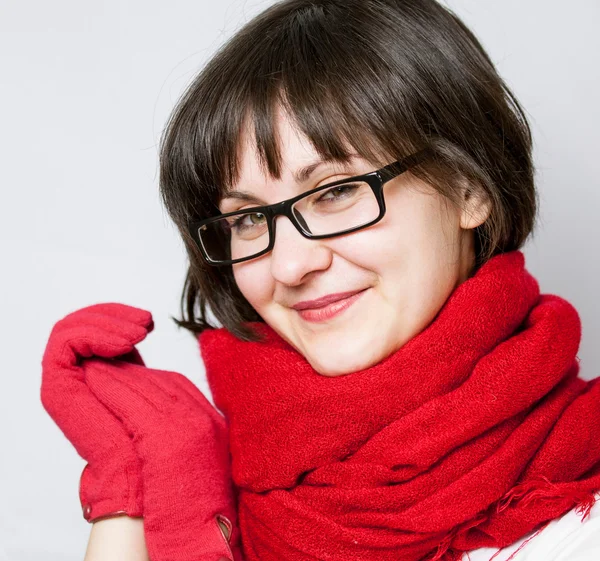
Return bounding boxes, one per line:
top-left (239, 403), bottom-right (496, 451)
top-left (294, 289), bottom-right (368, 323)
top-left (292, 289), bottom-right (366, 310)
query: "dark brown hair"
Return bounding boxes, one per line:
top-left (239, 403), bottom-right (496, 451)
top-left (159, 0), bottom-right (538, 342)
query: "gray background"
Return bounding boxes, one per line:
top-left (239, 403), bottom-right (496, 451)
top-left (1, 0), bottom-right (598, 559)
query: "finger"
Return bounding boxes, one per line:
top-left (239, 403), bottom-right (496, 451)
top-left (54, 310), bottom-right (151, 349)
top-left (104, 363), bottom-right (226, 431)
top-left (113, 367), bottom-right (229, 438)
top-left (124, 367), bottom-right (194, 407)
top-left (130, 367), bottom-right (206, 409)
top-left (64, 303), bottom-right (154, 333)
top-left (157, 370), bottom-right (226, 427)
top-left (43, 325), bottom-right (139, 372)
top-left (84, 359), bottom-right (168, 432)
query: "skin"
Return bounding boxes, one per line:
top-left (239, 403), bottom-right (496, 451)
top-left (223, 106), bottom-right (491, 377)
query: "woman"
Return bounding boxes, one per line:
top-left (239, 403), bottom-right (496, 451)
top-left (40, 0), bottom-right (600, 560)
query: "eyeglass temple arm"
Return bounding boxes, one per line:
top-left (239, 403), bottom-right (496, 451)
top-left (378, 147), bottom-right (434, 181)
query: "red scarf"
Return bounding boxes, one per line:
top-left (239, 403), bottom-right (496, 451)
top-left (199, 250), bottom-right (600, 561)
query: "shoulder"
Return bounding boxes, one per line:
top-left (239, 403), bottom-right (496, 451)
top-left (464, 492), bottom-right (600, 561)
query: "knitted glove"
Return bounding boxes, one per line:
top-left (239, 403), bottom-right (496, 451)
top-left (83, 356), bottom-right (241, 561)
top-left (40, 302), bottom-right (153, 522)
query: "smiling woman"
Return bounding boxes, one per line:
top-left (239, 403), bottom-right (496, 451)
top-left (38, 1), bottom-right (600, 561)
top-left (159, 0), bottom-right (535, 348)
top-left (202, 107), bottom-right (490, 376)
top-left (151, 1), bottom-right (600, 557)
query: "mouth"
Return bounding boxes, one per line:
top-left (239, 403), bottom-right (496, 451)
top-left (295, 288), bottom-right (368, 323)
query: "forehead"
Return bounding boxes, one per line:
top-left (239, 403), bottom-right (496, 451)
top-left (235, 106), bottom-right (323, 184)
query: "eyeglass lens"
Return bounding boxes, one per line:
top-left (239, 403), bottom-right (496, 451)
top-left (198, 180), bottom-right (380, 262)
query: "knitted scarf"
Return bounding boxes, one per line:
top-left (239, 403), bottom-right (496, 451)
top-left (198, 250), bottom-right (600, 561)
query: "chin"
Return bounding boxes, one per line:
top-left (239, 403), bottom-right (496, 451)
top-left (306, 345), bottom-right (382, 377)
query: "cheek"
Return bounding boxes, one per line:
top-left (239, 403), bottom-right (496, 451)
top-left (330, 187), bottom-right (461, 286)
top-left (232, 261), bottom-right (273, 308)
top-left (327, 193), bottom-right (424, 271)
top-left (328, 224), bottom-right (407, 274)
top-left (380, 185), bottom-right (461, 256)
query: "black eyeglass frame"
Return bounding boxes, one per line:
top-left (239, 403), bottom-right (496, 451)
top-left (188, 147), bottom-right (433, 266)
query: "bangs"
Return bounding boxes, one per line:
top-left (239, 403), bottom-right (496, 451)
top-left (161, 2), bottom-right (428, 220)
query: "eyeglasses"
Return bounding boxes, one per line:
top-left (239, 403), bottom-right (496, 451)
top-left (188, 147), bottom-right (432, 266)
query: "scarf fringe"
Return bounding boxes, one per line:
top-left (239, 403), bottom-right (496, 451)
top-left (426, 478), bottom-right (598, 561)
top-left (490, 521), bottom-right (552, 561)
top-left (496, 476), bottom-right (597, 522)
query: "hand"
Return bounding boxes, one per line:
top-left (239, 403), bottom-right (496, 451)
top-left (83, 357), bottom-right (241, 561)
top-left (40, 302), bottom-right (154, 522)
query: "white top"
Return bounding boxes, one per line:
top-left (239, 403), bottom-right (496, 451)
top-left (463, 493), bottom-right (600, 561)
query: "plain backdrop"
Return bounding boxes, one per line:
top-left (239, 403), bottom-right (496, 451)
top-left (1, 0), bottom-right (598, 559)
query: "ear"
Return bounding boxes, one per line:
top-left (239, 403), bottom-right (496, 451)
top-left (459, 182), bottom-right (491, 230)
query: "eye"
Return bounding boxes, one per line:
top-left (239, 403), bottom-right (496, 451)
top-left (316, 183), bottom-right (362, 202)
top-left (229, 212), bottom-right (266, 229)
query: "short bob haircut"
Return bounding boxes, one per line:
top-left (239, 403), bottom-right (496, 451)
top-left (159, 0), bottom-right (538, 342)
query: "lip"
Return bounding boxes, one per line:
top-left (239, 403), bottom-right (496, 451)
top-left (294, 289), bottom-right (368, 323)
top-left (292, 289), bottom-right (366, 311)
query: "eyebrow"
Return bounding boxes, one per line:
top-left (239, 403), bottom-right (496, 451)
top-left (220, 155), bottom-right (361, 204)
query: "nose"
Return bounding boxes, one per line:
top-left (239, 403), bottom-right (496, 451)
top-left (269, 214), bottom-right (332, 286)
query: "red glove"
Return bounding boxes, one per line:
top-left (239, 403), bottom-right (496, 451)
top-left (40, 302), bottom-right (153, 522)
top-left (83, 356), bottom-right (241, 561)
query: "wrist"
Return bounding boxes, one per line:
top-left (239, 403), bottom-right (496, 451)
top-left (79, 462), bottom-right (144, 523)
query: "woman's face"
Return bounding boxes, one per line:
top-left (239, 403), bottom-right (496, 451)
top-left (224, 107), bottom-right (490, 376)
